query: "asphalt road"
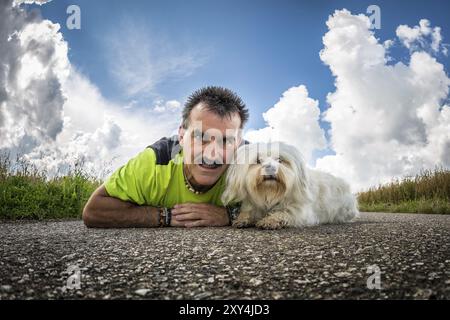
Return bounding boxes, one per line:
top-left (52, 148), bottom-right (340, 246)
top-left (0, 212), bottom-right (449, 300)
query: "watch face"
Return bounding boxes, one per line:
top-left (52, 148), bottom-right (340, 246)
top-left (227, 206), bottom-right (241, 220)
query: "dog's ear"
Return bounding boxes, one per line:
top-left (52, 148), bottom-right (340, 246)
top-left (221, 161), bottom-right (247, 206)
top-left (221, 164), bottom-right (247, 205)
top-left (287, 144), bottom-right (313, 202)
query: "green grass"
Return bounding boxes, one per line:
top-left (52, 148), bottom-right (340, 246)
top-left (357, 167), bottom-right (450, 214)
top-left (0, 152), bottom-right (102, 220)
top-left (1, 151), bottom-right (449, 220)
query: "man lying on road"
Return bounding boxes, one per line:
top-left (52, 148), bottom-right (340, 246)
top-left (82, 86), bottom-right (249, 228)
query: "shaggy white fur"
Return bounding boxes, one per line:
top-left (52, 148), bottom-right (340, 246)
top-left (222, 142), bottom-right (359, 229)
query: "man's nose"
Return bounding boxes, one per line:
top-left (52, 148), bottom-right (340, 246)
top-left (203, 141), bottom-right (224, 163)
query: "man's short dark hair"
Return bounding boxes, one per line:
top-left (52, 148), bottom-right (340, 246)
top-left (182, 86), bottom-right (249, 129)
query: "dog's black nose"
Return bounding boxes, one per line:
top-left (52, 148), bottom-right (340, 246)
top-left (262, 163), bottom-right (277, 175)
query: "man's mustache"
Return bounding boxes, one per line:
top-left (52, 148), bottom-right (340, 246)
top-left (192, 156), bottom-right (225, 165)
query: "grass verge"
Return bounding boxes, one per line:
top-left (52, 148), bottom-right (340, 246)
top-left (357, 167), bottom-right (450, 214)
top-left (0, 152), bottom-right (102, 220)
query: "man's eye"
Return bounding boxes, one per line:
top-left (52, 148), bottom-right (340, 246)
top-left (202, 134), bottom-right (212, 143)
top-left (193, 131), bottom-right (202, 140)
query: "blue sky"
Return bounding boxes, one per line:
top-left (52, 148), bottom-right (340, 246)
top-left (32, 0), bottom-right (449, 123)
top-left (20, 0), bottom-right (450, 181)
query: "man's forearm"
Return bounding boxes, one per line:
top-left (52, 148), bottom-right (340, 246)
top-left (83, 195), bottom-right (160, 228)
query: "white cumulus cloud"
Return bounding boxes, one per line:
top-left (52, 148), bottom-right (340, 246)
top-left (13, 0), bottom-right (52, 5)
top-left (396, 19), bottom-right (445, 53)
top-left (0, 0), bottom-right (182, 180)
top-left (245, 85), bottom-right (327, 165)
top-left (315, 9), bottom-right (450, 191)
top-left (0, 0), bottom-right (68, 155)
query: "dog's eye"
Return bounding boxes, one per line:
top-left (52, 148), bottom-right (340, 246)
top-left (276, 157), bottom-right (283, 163)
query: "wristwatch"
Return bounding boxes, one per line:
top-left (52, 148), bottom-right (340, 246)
top-left (226, 205), bottom-right (241, 225)
top-left (158, 207), bottom-right (172, 227)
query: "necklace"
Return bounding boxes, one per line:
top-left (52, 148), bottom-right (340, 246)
top-left (183, 165), bottom-right (207, 195)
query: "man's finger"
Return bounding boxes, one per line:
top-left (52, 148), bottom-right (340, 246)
top-left (174, 203), bottom-right (210, 210)
top-left (185, 220), bottom-right (207, 228)
top-left (172, 203), bottom-right (213, 215)
top-left (173, 212), bottom-right (202, 221)
top-left (170, 218), bottom-right (197, 227)
top-left (172, 206), bottom-right (196, 215)
top-left (173, 203), bottom-right (195, 210)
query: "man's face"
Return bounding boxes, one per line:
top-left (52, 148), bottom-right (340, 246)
top-left (179, 103), bottom-right (242, 187)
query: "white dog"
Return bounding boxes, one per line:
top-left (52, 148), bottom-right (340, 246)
top-left (222, 142), bottom-right (359, 229)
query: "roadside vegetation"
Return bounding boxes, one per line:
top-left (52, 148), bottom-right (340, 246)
top-left (357, 167), bottom-right (450, 214)
top-left (0, 152), bottom-right (102, 220)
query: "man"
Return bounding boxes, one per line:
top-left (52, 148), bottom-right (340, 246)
top-left (82, 86), bottom-right (249, 228)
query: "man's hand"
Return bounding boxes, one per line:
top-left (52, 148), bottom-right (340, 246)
top-left (171, 203), bottom-right (229, 227)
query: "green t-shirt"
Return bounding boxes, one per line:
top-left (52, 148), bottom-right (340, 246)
top-left (104, 137), bottom-right (226, 208)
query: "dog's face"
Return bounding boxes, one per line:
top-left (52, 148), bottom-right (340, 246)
top-left (222, 142), bottom-right (309, 210)
top-left (244, 149), bottom-right (295, 208)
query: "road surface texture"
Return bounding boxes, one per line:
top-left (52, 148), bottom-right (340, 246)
top-left (0, 212), bottom-right (449, 299)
